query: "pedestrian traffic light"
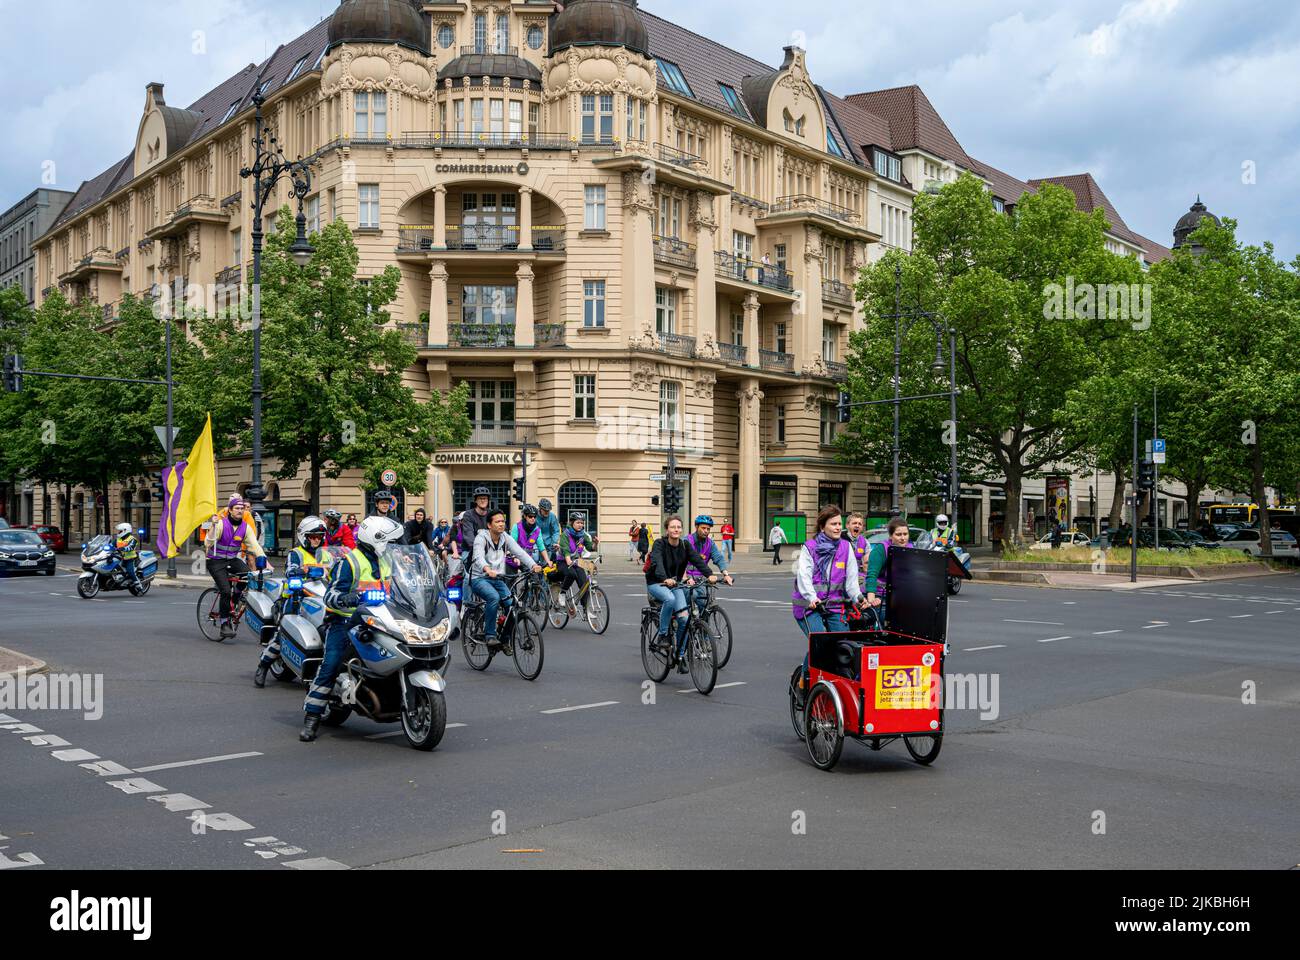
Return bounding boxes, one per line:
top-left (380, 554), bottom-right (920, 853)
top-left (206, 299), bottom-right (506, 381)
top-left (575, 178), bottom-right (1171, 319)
top-left (511, 476), bottom-right (525, 504)
top-left (837, 390), bottom-right (852, 424)
top-left (1137, 460), bottom-right (1156, 491)
top-left (2, 354), bottom-right (22, 393)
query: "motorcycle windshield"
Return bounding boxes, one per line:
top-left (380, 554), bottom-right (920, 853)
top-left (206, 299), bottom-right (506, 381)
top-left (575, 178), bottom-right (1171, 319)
top-left (385, 545), bottom-right (444, 623)
top-left (84, 535), bottom-right (111, 559)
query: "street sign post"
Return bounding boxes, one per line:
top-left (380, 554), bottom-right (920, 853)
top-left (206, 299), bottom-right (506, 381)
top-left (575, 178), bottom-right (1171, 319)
top-left (648, 474), bottom-right (667, 482)
top-left (381, 469), bottom-right (398, 487)
top-left (1153, 439), bottom-right (1167, 465)
top-left (154, 426), bottom-right (180, 453)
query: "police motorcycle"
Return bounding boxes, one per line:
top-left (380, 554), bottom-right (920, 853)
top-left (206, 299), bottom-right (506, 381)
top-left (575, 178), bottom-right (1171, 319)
top-left (280, 542), bottom-right (454, 750)
top-left (256, 542), bottom-right (352, 684)
top-left (929, 516), bottom-right (972, 595)
top-left (77, 525), bottom-right (159, 599)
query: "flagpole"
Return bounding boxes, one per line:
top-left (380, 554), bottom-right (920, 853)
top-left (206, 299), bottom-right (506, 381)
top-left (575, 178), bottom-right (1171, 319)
top-left (165, 316), bottom-right (176, 580)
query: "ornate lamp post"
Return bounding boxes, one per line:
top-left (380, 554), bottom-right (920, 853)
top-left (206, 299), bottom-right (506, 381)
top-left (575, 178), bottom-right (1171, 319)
top-left (239, 91), bottom-right (314, 524)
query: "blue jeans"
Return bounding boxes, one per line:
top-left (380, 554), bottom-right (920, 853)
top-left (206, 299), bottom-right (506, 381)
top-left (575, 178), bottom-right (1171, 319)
top-left (304, 619), bottom-right (356, 717)
top-left (723, 540), bottom-right (733, 561)
top-left (647, 584), bottom-right (689, 641)
top-left (472, 576), bottom-right (513, 638)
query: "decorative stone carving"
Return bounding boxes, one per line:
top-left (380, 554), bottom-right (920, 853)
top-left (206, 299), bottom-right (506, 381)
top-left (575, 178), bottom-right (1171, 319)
top-left (803, 356), bottom-right (831, 379)
top-left (322, 43), bottom-right (436, 100)
top-left (696, 333), bottom-right (722, 362)
top-left (630, 358), bottom-right (657, 390)
top-left (185, 224), bottom-right (201, 261)
top-left (693, 371), bottom-right (717, 399)
top-left (541, 45), bottom-right (657, 103)
top-left (688, 193), bottom-right (717, 232)
top-left (737, 385), bottom-right (765, 426)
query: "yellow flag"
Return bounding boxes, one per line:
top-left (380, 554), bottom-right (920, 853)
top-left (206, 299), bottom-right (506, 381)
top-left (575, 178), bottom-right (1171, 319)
top-left (161, 414), bottom-right (218, 558)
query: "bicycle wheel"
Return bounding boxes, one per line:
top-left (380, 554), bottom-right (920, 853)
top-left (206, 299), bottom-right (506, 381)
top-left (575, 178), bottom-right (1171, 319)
top-left (512, 615), bottom-right (545, 681)
top-left (904, 732), bottom-right (943, 765)
top-left (585, 586), bottom-right (610, 635)
top-left (687, 624), bottom-right (717, 695)
top-left (788, 666), bottom-right (806, 741)
top-left (708, 607), bottom-right (733, 669)
top-left (196, 589), bottom-right (224, 642)
top-left (460, 608), bottom-right (495, 671)
top-left (640, 615), bottom-right (670, 683)
top-left (546, 585), bottom-right (569, 630)
top-left (804, 685), bottom-right (844, 770)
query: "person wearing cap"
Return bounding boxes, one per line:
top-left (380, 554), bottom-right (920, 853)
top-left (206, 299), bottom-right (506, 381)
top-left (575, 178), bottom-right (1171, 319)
top-left (552, 511), bottom-right (597, 614)
top-left (322, 509), bottom-right (356, 550)
top-left (536, 497), bottom-right (561, 560)
top-left (204, 495), bottom-right (267, 639)
top-left (685, 515), bottom-right (734, 612)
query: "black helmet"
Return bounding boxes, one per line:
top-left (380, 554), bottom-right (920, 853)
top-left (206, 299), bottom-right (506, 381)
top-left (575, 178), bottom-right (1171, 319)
top-left (473, 485), bottom-right (491, 498)
top-left (522, 503), bottom-right (538, 518)
top-left (324, 509), bottom-right (342, 522)
top-left (374, 489), bottom-right (394, 501)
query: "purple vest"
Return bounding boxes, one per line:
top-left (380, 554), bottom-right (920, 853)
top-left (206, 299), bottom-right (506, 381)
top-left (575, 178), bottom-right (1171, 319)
top-left (685, 533), bottom-right (714, 576)
top-left (874, 540), bottom-right (912, 594)
top-left (791, 538), bottom-right (851, 620)
top-left (507, 522), bottom-right (540, 568)
top-left (209, 514), bottom-right (252, 560)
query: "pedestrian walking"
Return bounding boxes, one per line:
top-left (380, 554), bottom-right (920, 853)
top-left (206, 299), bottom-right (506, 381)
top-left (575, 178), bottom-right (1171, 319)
top-left (720, 518), bottom-right (735, 562)
top-left (769, 520), bottom-right (788, 565)
top-left (628, 519), bottom-right (640, 562)
top-left (637, 522), bottom-right (650, 564)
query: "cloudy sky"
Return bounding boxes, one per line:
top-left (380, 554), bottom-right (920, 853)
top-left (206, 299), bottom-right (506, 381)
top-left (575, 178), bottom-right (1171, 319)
top-left (2, 0), bottom-right (1297, 256)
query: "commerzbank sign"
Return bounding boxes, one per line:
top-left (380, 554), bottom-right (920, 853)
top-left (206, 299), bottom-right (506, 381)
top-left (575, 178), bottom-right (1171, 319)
top-left (435, 452), bottom-right (523, 466)
top-left (435, 162), bottom-right (530, 176)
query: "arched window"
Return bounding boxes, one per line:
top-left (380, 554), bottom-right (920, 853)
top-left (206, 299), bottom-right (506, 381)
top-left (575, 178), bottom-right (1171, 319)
top-left (558, 481), bottom-right (599, 537)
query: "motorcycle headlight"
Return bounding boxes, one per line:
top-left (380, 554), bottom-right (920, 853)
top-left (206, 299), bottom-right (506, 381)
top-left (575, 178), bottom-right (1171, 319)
top-left (394, 618), bottom-right (448, 646)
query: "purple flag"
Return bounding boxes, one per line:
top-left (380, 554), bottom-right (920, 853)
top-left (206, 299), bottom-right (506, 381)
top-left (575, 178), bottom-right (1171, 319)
top-left (157, 461), bottom-right (188, 557)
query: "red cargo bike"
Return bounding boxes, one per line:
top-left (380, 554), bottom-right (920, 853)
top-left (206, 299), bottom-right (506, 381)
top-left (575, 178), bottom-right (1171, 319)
top-left (789, 546), bottom-right (971, 771)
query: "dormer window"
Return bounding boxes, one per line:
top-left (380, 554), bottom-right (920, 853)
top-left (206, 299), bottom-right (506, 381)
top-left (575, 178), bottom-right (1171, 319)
top-left (873, 148), bottom-right (902, 183)
top-left (656, 59), bottom-right (693, 98)
top-left (221, 101), bottom-right (240, 123)
top-left (826, 126), bottom-right (845, 158)
top-left (286, 54), bottom-right (310, 83)
top-left (719, 84), bottom-right (749, 120)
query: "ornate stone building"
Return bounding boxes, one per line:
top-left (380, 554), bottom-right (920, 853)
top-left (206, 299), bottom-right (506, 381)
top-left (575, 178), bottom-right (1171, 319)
top-left (31, 0), bottom-right (1177, 549)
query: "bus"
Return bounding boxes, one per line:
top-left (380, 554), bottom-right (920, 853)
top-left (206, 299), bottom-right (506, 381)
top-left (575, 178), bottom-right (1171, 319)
top-left (1198, 503), bottom-right (1297, 527)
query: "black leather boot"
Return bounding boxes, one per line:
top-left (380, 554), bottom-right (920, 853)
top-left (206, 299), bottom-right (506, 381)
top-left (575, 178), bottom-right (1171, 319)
top-left (253, 663), bottom-right (269, 688)
top-left (299, 714), bottom-right (321, 742)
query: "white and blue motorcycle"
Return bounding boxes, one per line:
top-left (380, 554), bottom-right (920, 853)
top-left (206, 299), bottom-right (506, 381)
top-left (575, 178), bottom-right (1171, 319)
top-left (77, 531), bottom-right (158, 599)
top-left (271, 544), bottom-right (455, 750)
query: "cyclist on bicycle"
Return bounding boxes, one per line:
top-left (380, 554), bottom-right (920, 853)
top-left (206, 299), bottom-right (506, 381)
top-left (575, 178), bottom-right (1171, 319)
top-left (322, 509), bottom-right (355, 550)
top-left (684, 515), bottom-right (733, 613)
top-left (508, 504), bottom-right (546, 571)
top-left (536, 498), bottom-right (561, 560)
top-left (255, 516), bottom-right (329, 688)
top-left (471, 509), bottom-right (543, 648)
top-left (552, 511), bottom-right (598, 615)
top-left (646, 514), bottom-right (719, 655)
top-left (205, 495), bottom-right (267, 640)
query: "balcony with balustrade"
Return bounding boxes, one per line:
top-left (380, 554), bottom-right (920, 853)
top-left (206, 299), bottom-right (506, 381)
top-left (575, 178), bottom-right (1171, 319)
top-left (652, 235), bottom-right (697, 270)
top-left (822, 279), bottom-right (855, 309)
top-left (59, 247), bottom-right (121, 284)
top-left (759, 349), bottom-right (795, 374)
top-left (448, 323), bottom-right (517, 349)
top-left (396, 224), bottom-right (567, 257)
top-left (593, 141), bottom-right (731, 197)
top-left (398, 130), bottom-right (577, 151)
top-left (146, 195), bottom-right (229, 240)
top-left (654, 332), bottom-right (697, 359)
top-left (759, 194), bottom-right (876, 241)
top-left (713, 250), bottom-right (795, 301)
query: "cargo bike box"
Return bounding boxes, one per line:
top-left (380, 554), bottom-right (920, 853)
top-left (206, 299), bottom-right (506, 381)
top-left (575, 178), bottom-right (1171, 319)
top-left (790, 545), bottom-right (970, 770)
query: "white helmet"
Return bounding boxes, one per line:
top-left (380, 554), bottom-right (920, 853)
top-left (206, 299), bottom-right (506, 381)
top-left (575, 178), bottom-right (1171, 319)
top-left (116, 522), bottom-right (133, 538)
top-left (936, 514), bottom-right (949, 525)
top-left (356, 516), bottom-right (403, 556)
top-left (296, 516), bottom-right (327, 549)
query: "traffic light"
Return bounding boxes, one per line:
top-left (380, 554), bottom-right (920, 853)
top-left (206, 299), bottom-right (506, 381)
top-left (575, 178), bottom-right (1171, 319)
top-left (511, 476), bottom-right (525, 504)
top-left (936, 472), bottom-right (952, 501)
top-left (2, 354), bottom-right (22, 393)
top-left (651, 495), bottom-right (660, 507)
top-left (1137, 460), bottom-right (1156, 491)
top-left (663, 487), bottom-right (682, 514)
top-left (152, 472), bottom-right (166, 503)
top-left (837, 390), bottom-right (852, 424)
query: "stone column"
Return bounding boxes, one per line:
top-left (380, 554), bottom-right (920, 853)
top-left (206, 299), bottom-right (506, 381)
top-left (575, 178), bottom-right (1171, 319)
top-left (515, 262), bottom-right (535, 347)
top-left (519, 186), bottom-right (533, 251)
top-left (433, 184), bottom-right (447, 249)
top-left (736, 378), bottom-right (765, 548)
top-left (797, 226), bottom-right (824, 373)
top-left (427, 262), bottom-right (449, 346)
top-left (742, 291), bottom-right (760, 366)
top-left (621, 171), bottom-right (656, 344)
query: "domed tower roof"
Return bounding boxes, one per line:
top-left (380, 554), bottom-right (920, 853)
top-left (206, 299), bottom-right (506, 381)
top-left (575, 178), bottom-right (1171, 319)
top-left (1172, 196), bottom-right (1221, 249)
top-left (549, 0), bottom-right (649, 57)
top-left (439, 53), bottom-right (542, 85)
top-left (327, 0), bottom-right (429, 56)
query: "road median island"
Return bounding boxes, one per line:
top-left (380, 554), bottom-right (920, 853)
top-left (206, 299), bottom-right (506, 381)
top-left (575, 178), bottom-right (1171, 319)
top-left (0, 644), bottom-right (48, 680)
top-left (972, 551), bottom-right (1286, 588)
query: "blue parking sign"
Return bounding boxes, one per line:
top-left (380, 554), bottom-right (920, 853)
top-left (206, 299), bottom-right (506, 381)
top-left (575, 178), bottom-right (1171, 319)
top-left (1153, 439), bottom-right (1166, 454)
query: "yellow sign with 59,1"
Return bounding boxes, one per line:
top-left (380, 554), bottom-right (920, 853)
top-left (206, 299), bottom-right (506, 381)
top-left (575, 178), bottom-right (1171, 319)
top-left (875, 665), bottom-right (932, 710)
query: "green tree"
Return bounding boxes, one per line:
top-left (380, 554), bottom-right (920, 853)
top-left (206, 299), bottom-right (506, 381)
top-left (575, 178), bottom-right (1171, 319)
top-left (252, 208), bottom-right (470, 512)
top-left (846, 175), bottom-right (1145, 543)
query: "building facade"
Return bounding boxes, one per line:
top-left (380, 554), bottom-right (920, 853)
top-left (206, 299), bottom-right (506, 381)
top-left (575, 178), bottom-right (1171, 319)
top-left (29, 0), bottom-right (1186, 550)
top-left (1, 188), bottom-right (76, 308)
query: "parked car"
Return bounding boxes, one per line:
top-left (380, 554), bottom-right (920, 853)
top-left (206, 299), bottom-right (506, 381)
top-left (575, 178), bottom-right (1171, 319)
top-left (0, 517), bottom-right (10, 530)
top-left (0, 529), bottom-right (58, 577)
top-left (867, 526), bottom-right (930, 548)
top-left (1218, 528), bottom-right (1299, 559)
top-left (1029, 529), bottom-right (1093, 550)
top-left (1178, 530), bottom-right (1220, 549)
top-left (16, 524), bottom-right (66, 553)
top-left (1106, 528), bottom-right (1178, 551)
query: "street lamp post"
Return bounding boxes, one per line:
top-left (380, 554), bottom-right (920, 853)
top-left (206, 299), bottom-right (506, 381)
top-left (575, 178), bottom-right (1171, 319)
top-left (239, 91), bottom-right (314, 526)
top-left (886, 264), bottom-right (959, 518)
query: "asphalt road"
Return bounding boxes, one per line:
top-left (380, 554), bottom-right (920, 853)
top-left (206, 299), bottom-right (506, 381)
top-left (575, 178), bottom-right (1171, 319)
top-left (1, 567), bottom-right (1298, 870)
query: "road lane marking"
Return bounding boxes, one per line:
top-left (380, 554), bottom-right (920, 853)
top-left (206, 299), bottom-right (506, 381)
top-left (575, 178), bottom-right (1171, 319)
top-left (677, 681), bottom-right (747, 693)
top-left (1004, 619), bottom-right (1065, 626)
top-left (1142, 624), bottom-right (1167, 629)
top-left (989, 598), bottom-right (1027, 603)
top-left (1229, 614), bottom-right (1253, 619)
top-left (133, 752), bottom-right (263, 773)
top-left (283, 857), bottom-right (349, 870)
top-left (1265, 610), bottom-right (1284, 615)
top-left (1038, 636), bottom-right (1071, 643)
top-left (365, 724), bottom-right (466, 740)
top-left (1093, 630), bottom-right (1123, 635)
top-left (964, 645), bottom-right (1006, 652)
top-left (541, 701), bottom-right (619, 715)
top-left (1188, 619), bottom-right (1213, 623)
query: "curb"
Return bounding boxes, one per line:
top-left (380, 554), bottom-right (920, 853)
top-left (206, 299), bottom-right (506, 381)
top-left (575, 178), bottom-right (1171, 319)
top-left (0, 645), bottom-right (49, 682)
